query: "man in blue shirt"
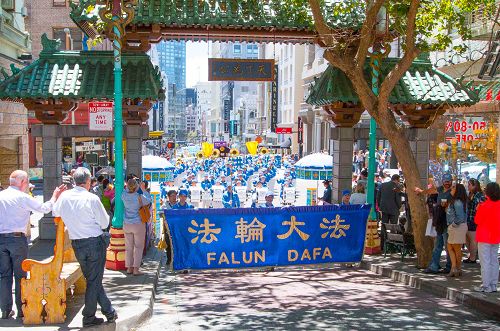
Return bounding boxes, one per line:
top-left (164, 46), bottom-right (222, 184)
top-left (172, 190), bottom-right (194, 209)
top-left (222, 184), bottom-right (240, 208)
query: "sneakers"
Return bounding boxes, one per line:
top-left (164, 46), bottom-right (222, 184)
top-left (463, 259), bottom-right (477, 264)
top-left (423, 268), bottom-right (439, 274)
top-left (82, 317), bottom-right (104, 327)
top-left (473, 286), bottom-right (493, 293)
top-left (1, 310), bottom-right (14, 319)
top-left (106, 310), bottom-right (118, 323)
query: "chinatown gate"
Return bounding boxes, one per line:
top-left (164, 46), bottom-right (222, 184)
top-left (0, 0), bottom-right (478, 267)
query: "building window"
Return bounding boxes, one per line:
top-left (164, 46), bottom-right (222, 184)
top-left (53, 28), bottom-right (83, 50)
top-left (247, 44), bottom-right (259, 55)
top-left (233, 44), bottom-right (241, 54)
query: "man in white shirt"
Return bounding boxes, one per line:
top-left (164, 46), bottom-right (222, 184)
top-left (53, 167), bottom-right (116, 327)
top-left (0, 170), bottom-right (65, 319)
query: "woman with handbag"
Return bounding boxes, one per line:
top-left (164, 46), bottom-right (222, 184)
top-left (121, 178), bottom-right (151, 276)
top-left (445, 183), bottom-right (468, 277)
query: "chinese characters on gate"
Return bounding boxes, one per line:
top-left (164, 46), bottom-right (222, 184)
top-left (187, 214), bottom-right (351, 266)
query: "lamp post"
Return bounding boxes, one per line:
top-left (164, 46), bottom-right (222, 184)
top-left (99, 0), bottom-right (134, 270)
top-left (365, 7), bottom-right (390, 254)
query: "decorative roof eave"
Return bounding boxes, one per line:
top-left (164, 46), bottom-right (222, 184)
top-left (306, 58), bottom-right (480, 108)
top-left (70, 0), bottom-right (365, 45)
top-left (0, 46), bottom-right (164, 102)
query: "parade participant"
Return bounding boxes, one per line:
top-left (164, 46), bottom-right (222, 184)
top-left (222, 183), bottom-right (241, 208)
top-left (319, 180), bottom-right (332, 205)
top-left (161, 190), bottom-right (177, 264)
top-left (201, 174), bottom-right (212, 191)
top-left (474, 182), bottom-right (500, 293)
top-left (92, 175), bottom-right (105, 198)
top-left (0, 170), bottom-right (65, 320)
top-left (121, 178), bottom-right (151, 276)
top-left (53, 167), bottom-right (117, 327)
top-left (173, 189), bottom-right (194, 209)
top-left (259, 191), bottom-right (275, 208)
top-left (340, 190), bottom-right (351, 205)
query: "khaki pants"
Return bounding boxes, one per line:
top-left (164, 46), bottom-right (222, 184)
top-left (123, 223), bottom-right (146, 268)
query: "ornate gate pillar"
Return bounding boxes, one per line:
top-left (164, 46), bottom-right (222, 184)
top-left (125, 125), bottom-right (145, 179)
top-left (407, 128), bottom-right (436, 186)
top-left (331, 127), bottom-right (355, 203)
top-left (40, 125), bottom-right (63, 239)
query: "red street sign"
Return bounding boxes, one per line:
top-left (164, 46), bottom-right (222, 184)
top-left (276, 127), bottom-right (292, 134)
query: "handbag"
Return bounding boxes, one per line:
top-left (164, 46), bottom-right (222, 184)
top-left (138, 195), bottom-right (151, 223)
top-left (425, 218), bottom-right (437, 237)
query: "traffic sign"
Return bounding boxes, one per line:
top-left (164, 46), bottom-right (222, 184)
top-left (89, 102), bottom-right (113, 131)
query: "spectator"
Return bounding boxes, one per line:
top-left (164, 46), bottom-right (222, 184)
top-left (446, 183), bottom-right (467, 277)
top-left (53, 167), bottom-right (116, 327)
top-left (101, 179), bottom-right (112, 215)
top-left (319, 180), bottom-right (332, 205)
top-left (0, 170), bottom-right (65, 320)
top-left (340, 190), bottom-right (351, 205)
top-left (350, 183), bottom-right (367, 205)
top-left (417, 173), bottom-right (453, 274)
top-left (464, 178), bottom-right (484, 264)
top-left (474, 182), bottom-right (500, 293)
top-left (377, 174), bottom-right (402, 224)
top-left (92, 175), bottom-right (104, 198)
top-left (121, 178), bottom-right (151, 276)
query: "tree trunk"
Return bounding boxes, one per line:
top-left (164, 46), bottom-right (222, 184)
top-left (376, 120), bottom-right (433, 268)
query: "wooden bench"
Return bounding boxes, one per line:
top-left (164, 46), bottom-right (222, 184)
top-left (21, 217), bottom-right (86, 324)
top-left (382, 223), bottom-right (416, 261)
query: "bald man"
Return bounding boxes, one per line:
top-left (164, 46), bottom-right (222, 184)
top-left (0, 170), bottom-right (65, 319)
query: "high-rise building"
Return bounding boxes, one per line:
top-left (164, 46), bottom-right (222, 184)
top-left (155, 41), bottom-right (187, 142)
top-left (219, 42), bottom-right (260, 142)
top-left (195, 82), bottom-right (212, 138)
top-left (259, 43), bottom-right (304, 154)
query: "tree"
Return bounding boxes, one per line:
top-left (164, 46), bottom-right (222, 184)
top-left (303, 0), bottom-right (496, 267)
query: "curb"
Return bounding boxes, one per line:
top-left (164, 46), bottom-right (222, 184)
top-left (114, 251), bottom-right (164, 331)
top-left (360, 260), bottom-right (500, 321)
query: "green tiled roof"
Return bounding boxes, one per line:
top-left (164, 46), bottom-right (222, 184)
top-left (70, 1), bottom-right (365, 42)
top-left (0, 48), bottom-right (164, 101)
top-left (307, 58), bottom-right (479, 107)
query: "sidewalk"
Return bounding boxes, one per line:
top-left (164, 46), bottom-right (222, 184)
top-left (0, 212), bottom-right (163, 331)
top-left (360, 253), bottom-right (500, 321)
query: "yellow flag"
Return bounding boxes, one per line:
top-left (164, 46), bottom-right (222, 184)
top-left (246, 141), bottom-right (259, 155)
top-left (202, 142), bottom-right (214, 157)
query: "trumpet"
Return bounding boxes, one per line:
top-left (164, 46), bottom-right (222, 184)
top-left (229, 148), bottom-right (240, 157)
top-left (259, 147), bottom-right (269, 155)
top-left (212, 149), bottom-right (221, 158)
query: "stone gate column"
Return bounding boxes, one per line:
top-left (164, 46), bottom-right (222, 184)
top-left (125, 125), bottom-right (144, 179)
top-left (331, 127), bottom-right (354, 203)
top-left (408, 128), bottom-right (436, 186)
top-left (40, 125), bottom-right (62, 240)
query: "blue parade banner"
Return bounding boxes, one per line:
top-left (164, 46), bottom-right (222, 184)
top-left (165, 205), bottom-right (370, 270)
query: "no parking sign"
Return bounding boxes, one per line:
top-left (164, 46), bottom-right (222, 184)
top-left (89, 102), bottom-right (113, 131)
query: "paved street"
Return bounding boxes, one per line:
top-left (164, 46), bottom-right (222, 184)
top-left (136, 265), bottom-right (500, 331)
